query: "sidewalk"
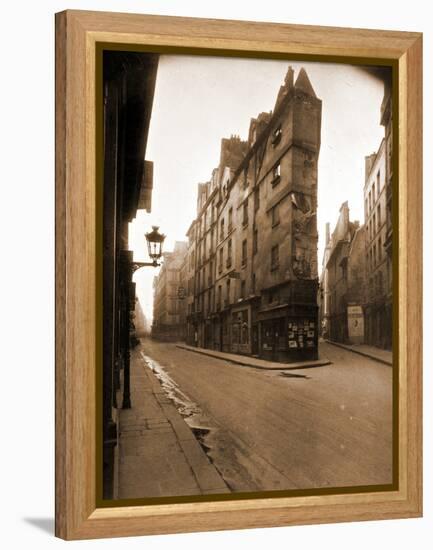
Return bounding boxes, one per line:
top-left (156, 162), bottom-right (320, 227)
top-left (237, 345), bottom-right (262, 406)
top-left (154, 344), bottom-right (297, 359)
top-left (177, 344), bottom-right (331, 370)
top-left (116, 346), bottom-right (229, 499)
top-left (325, 340), bottom-right (393, 366)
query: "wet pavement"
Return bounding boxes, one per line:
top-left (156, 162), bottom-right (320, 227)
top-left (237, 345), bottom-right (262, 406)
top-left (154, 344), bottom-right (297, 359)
top-left (116, 346), bottom-right (229, 499)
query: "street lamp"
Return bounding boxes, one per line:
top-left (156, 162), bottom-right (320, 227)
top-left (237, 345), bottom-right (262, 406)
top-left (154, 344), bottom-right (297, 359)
top-left (131, 225), bottom-right (166, 272)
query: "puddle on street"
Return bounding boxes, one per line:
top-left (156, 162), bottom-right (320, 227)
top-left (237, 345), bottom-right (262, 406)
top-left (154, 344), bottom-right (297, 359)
top-left (139, 350), bottom-right (300, 493)
top-left (140, 352), bottom-right (218, 457)
top-left (141, 352), bottom-right (202, 421)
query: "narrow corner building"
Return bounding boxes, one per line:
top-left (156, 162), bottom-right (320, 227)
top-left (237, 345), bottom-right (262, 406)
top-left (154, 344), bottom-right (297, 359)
top-left (185, 66), bottom-right (322, 362)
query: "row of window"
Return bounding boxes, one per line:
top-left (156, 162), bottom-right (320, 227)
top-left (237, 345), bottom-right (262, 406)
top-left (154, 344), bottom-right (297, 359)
top-left (195, 204), bottom-right (218, 240)
top-left (369, 270), bottom-right (384, 298)
top-left (190, 242), bottom-right (282, 315)
top-left (218, 160), bottom-right (282, 241)
top-left (366, 203), bottom-right (382, 241)
top-left (191, 202), bottom-right (278, 272)
top-left (367, 236), bottom-right (383, 271)
top-left (195, 261), bottom-right (214, 293)
top-left (365, 170), bottom-right (381, 216)
top-left (210, 235), bottom-right (282, 276)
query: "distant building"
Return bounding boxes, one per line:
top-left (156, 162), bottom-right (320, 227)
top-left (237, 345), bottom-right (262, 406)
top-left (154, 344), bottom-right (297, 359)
top-left (363, 87), bottom-right (393, 350)
top-left (322, 202), bottom-right (366, 344)
top-left (185, 66), bottom-right (322, 362)
top-left (152, 241), bottom-right (188, 341)
top-left (319, 223), bottom-right (332, 338)
top-left (134, 299), bottom-right (149, 337)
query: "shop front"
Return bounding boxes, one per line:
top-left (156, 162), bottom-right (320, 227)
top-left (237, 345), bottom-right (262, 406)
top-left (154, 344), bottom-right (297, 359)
top-left (230, 306), bottom-right (251, 355)
top-left (258, 303), bottom-right (318, 362)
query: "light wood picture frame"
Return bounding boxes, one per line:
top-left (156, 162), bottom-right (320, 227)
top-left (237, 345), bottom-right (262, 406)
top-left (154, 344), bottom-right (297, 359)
top-left (55, 9), bottom-right (422, 540)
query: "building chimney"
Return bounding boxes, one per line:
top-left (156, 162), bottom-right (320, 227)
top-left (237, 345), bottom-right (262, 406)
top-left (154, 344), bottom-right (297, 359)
top-left (285, 66), bottom-right (294, 90)
top-left (365, 153), bottom-right (376, 182)
top-left (325, 222), bottom-right (330, 245)
top-left (340, 201), bottom-right (350, 231)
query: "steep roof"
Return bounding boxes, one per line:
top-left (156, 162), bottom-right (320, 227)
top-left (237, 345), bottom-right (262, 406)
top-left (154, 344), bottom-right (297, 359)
top-left (294, 68), bottom-right (317, 97)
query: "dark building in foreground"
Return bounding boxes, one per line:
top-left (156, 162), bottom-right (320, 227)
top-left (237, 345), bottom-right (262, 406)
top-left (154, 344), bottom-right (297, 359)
top-left (102, 52), bottom-right (158, 498)
top-left (186, 67), bottom-right (322, 362)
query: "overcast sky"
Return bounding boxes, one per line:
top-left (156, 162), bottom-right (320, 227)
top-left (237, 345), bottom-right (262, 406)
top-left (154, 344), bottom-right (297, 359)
top-left (129, 55), bottom-right (388, 322)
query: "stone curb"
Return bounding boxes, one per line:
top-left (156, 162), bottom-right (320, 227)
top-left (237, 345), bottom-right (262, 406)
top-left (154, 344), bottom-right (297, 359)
top-left (176, 344), bottom-right (332, 371)
top-left (325, 340), bottom-right (393, 366)
top-left (141, 361), bottom-right (229, 494)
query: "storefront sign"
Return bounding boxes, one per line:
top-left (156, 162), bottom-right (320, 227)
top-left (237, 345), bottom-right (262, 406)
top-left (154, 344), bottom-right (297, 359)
top-left (347, 305), bottom-right (364, 344)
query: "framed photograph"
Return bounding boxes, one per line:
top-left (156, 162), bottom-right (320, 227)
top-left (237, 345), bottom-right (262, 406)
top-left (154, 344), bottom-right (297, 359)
top-left (55, 10), bottom-right (422, 540)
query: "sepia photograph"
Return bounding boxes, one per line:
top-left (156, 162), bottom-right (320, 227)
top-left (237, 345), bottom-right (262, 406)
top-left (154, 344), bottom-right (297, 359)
top-left (101, 50), bottom-right (394, 502)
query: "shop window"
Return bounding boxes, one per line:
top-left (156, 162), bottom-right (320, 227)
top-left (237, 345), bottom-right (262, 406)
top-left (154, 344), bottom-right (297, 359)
top-left (240, 310), bottom-right (249, 344)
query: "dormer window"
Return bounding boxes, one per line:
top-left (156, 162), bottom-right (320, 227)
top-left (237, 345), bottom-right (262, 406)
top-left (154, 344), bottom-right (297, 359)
top-left (272, 125), bottom-right (282, 146)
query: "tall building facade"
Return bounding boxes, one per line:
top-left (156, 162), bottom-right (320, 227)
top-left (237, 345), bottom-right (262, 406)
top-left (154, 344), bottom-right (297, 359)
top-left (319, 223), bottom-right (331, 338)
top-left (321, 202), bottom-right (366, 344)
top-left (185, 67), bottom-right (322, 362)
top-left (363, 88), bottom-right (393, 350)
top-left (152, 241), bottom-right (188, 341)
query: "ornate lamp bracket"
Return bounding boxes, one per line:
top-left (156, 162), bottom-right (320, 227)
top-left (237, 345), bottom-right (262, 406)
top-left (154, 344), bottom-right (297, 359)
top-left (131, 260), bottom-right (160, 273)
